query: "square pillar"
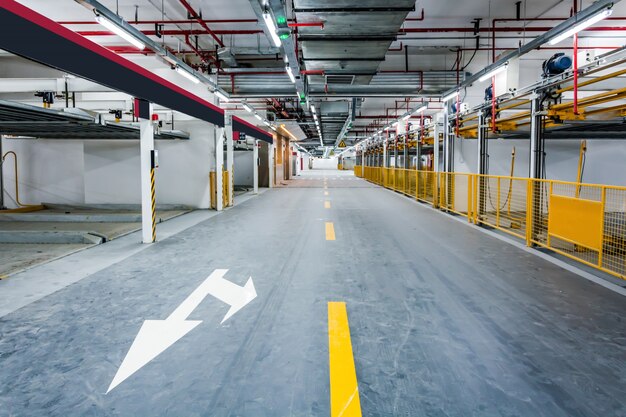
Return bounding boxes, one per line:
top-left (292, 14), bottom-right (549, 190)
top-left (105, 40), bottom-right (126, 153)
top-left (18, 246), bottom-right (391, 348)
top-left (136, 99), bottom-right (156, 244)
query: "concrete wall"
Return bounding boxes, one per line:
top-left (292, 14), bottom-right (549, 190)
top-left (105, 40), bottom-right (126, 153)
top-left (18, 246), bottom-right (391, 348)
top-left (233, 150), bottom-right (254, 187)
top-left (2, 120), bottom-right (215, 209)
top-left (312, 157), bottom-right (339, 170)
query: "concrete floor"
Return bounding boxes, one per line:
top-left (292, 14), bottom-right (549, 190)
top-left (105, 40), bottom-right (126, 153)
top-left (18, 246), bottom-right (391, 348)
top-left (0, 207), bottom-right (189, 277)
top-left (0, 170), bottom-right (624, 416)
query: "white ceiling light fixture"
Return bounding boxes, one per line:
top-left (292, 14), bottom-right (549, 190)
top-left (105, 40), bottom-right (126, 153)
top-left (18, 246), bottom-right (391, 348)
top-left (286, 66), bottom-right (296, 83)
top-left (478, 62), bottom-right (509, 83)
top-left (413, 103), bottom-right (428, 114)
top-left (402, 114), bottom-right (411, 121)
top-left (95, 15), bottom-right (145, 50)
top-left (443, 91), bottom-right (460, 102)
top-left (242, 102), bottom-right (254, 113)
top-left (175, 66), bottom-right (200, 84)
top-left (213, 90), bottom-right (229, 102)
top-left (549, 8), bottom-right (613, 45)
top-left (262, 11), bottom-right (282, 47)
top-left (254, 113), bottom-right (263, 121)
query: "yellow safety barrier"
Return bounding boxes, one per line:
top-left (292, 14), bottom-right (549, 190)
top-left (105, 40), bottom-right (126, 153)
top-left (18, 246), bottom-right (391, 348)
top-left (360, 167), bottom-right (626, 280)
top-left (354, 165), bottom-right (363, 178)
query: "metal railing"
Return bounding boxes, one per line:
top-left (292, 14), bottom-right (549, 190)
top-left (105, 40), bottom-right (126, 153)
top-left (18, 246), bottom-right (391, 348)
top-left (357, 166), bottom-right (626, 280)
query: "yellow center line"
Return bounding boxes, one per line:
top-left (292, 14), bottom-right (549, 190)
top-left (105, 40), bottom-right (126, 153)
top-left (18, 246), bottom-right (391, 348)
top-left (325, 201), bottom-right (331, 209)
top-left (328, 302), bottom-right (362, 417)
top-left (325, 222), bottom-right (336, 241)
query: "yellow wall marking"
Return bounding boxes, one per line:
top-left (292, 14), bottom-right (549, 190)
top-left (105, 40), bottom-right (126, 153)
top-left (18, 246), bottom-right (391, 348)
top-left (328, 302), bottom-right (362, 417)
top-left (325, 201), bottom-right (331, 209)
top-left (325, 222), bottom-right (336, 241)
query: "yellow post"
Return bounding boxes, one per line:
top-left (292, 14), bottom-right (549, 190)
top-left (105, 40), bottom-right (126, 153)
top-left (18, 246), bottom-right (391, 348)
top-left (496, 177), bottom-right (501, 227)
top-left (576, 140), bottom-right (587, 198)
top-left (507, 147), bottom-right (516, 216)
top-left (525, 179), bottom-right (533, 246)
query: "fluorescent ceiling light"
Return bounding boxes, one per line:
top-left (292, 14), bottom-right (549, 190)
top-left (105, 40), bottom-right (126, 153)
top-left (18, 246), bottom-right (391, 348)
top-left (262, 12), bottom-right (282, 47)
top-left (95, 15), bottom-right (145, 50)
top-left (478, 63), bottom-right (508, 83)
top-left (286, 66), bottom-right (296, 83)
top-left (549, 9), bottom-right (613, 45)
top-left (254, 113), bottom-right (263, 121)
top-left (214, 90), bottom-right (229, 102)
top-left (402, 114), bottom-right (411, 121)
top-left (242, 102), bottom-right (254, 112)
top-left (442, 91), bottom-right (459, 102)
top-left (311, 104), bottom-right (316, 113)
top-left (175, 66), bottom-right (200, 84)
top-left (413, 104), bottom-right (428, 113)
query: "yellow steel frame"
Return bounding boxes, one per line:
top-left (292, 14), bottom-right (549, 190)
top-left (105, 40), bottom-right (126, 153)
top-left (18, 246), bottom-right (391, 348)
top-left (359, 166), bottom-right (626, 280)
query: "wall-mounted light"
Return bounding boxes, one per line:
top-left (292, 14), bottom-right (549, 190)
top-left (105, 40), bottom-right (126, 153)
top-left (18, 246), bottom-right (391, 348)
top-left (262, 11), bottom-right (282, 47)
top-left (442, 91), bottom-right (460, 102)
top-left (95, 15), bottom-right (145, 50)
top-left (286, 66), bottom-right (296, 83)
top-left (175, 66), bottom-right (200, 84)
top-left (214, 90), bottom-right (229, 102)
top-left (549, 8), bottom-right (613, 45)
top-left (478, 62), bottom-right (509, 83)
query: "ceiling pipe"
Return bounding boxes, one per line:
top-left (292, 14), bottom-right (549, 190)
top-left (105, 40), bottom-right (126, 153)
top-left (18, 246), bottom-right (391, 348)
top-left (441, 0), bottom-right (621, 98)
top-left (78, 29), bottom-right (263, 36)
top-left (59, 19), bottom-right (258, 25)
top-left (75, 0), bottom-right (230, 98)
top-left (177, 0), bottom-right (225, 47)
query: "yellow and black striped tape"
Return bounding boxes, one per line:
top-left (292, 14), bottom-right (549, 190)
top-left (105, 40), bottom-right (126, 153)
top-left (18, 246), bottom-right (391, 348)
top-left (150, 168), bottom-right (156, 242)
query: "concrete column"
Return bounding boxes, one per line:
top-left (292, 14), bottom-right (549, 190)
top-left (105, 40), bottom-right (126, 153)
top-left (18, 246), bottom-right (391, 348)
top-left (268, 143), bottom-right (275, 189)
top-left (215, 127), bottom-right (224, 211)
top-left (139, 113), bottom-right (155, 243)
top-left (253, 140), bottom-right (259, 194)
top-left (225, 116), bottom-right (234, 207)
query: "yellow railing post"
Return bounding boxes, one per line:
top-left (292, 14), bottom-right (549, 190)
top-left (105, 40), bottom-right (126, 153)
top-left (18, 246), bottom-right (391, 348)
top-left (496, 177), bottom-right (501, 227)
top-left (598, 186), bottom-right (606, 268)
top-left (525, 179), bottom-right (533, 246)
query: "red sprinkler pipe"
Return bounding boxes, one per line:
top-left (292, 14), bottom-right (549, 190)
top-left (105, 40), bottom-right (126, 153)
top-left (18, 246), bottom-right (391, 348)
top-left (288, 22), bottom-right (324, 29)
top-left (78, 29), bottom-right (262, 36)
top-left (59, 19), bottom-right (258, 25)
top-left (178, 0), bottom-right (225, 47)
top-left (573, 0), bottom-right (579, 115)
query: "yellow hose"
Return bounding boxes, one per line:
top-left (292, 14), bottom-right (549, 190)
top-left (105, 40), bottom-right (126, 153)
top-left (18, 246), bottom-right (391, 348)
top-left (1, 151), bottom-right (39, 207)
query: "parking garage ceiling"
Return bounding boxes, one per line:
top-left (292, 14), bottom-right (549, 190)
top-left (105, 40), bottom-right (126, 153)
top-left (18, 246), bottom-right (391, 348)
top-left (2, 0), bottom-right (624, 150)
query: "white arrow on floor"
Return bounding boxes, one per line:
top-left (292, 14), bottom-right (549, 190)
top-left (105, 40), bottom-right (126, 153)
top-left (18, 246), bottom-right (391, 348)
top-left (107, 269), bottom-right (257, 393)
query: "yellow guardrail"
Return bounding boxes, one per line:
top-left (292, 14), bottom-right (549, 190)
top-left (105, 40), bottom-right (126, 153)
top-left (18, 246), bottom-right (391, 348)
top-left (359, 166), bottom-right (626, 280)
top-left (354, 165), bottom-right (363, 178)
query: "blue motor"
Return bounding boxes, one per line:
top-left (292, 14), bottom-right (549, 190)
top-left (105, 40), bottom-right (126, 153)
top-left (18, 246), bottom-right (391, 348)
top-left (485, 85), bottom-right (493, 102)
top-left (542, 53), bottom-right (573, 78)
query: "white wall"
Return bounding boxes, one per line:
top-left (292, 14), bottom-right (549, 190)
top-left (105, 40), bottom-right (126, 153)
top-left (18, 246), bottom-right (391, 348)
top-left (2, 120), bottom-right (216, 209)
top-left (2, 139), bottom-right (85, 207)
top-left (312, 157), bottom-right (339, 170)
top-left (233, 150), bottom-right (254, 186)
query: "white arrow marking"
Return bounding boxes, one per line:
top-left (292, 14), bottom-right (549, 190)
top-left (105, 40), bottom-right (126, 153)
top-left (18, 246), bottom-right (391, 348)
top-left (107, 269), bottom-right (256, 393)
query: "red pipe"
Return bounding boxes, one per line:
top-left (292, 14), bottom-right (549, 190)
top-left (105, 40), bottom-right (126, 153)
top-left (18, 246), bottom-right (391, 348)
top-left (573, 1), bottom-right (579, 115)
top-left (288, 22), bottom-right (324, 29)
top-left (301, 69), bottom-right (325, 75)
top-left (59, 19), bottom-right (258, 25)
top-left (400, 25), bottom-right (626, 33)
top-left (178, 0), bottom-right (225, 47)
top-left (78, 29), bottom-right (262, 36)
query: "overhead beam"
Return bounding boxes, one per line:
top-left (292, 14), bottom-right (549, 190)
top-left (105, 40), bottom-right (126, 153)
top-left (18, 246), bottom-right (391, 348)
top-left (0, 1), bottom-right (224, 126)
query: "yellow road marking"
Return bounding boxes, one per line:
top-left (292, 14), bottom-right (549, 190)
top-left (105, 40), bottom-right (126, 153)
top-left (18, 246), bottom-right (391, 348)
top-left (325, 222), bottom-right (336, 241)
top-left (325, 201), bottom-right (331, 209)
top-left (328, 302), bottom-right (362, 417)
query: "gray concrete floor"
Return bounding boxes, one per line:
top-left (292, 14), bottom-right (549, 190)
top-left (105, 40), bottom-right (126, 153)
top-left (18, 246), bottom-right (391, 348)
top-left (0, 171), bottom-right (624, 416)
top-left (0, 208), bottom-right (189, 276)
